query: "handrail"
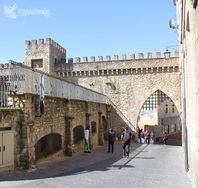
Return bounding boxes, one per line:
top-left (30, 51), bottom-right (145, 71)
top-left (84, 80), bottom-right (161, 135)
top-left (107, 97), bottom-right (136, 131)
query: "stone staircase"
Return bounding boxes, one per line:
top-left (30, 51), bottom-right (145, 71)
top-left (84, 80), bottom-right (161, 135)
top-left (108, 98), bottom-right (136, 132)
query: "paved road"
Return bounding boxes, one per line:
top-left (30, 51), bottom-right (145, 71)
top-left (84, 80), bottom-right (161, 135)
top-left (0, 142), bottom-right (192, 188)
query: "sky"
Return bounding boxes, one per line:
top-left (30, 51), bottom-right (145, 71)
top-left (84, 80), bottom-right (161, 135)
top-left (0, 0), bottom-right (177, 63)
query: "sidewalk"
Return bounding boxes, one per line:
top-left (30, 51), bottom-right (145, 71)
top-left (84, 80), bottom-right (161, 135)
top-left (0, 142), bottom-right (192, 188)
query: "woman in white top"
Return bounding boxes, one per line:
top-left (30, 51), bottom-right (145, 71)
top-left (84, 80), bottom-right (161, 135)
top-left (84, 126), bottom-right (91, 153)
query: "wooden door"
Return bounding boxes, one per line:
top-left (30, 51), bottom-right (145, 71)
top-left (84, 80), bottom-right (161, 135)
top-left (2, 132), bottom-right (14, 165)
top-left (0, 134), bottom-right (2, 165)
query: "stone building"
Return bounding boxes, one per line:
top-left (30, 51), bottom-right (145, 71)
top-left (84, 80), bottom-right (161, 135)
top-left (25, 38), bottom-right (66, 74)
top-left (24, 38), bottom-right (181, 135)
top-left (137, 89), bottom-right (181, 145)
top-left (174, 0), bottom-right (199, 187)
top-left (158, 98), bottom-right (181, 134)
top-left (0, 37), bottom-right (182, 172)
top-left (0, 63), bottom-right (109, 171)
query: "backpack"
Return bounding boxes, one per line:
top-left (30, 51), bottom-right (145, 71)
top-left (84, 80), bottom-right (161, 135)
top-left (108, 131), bottom-right (116, 142)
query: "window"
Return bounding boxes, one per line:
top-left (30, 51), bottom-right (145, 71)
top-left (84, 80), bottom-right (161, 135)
top-left (172, 104), bottom-right (175, 113)
top-left (158, 67), bottom-right (162, 72)
top-left (153, 67), bottom-right (157, 73)
top-left (148, 68), bottom-right (152, 73)
top-left (143, 68), bottom-right (146, 73)
top-left (165, 104), bottom-right (168, 113)
top-left (137, 68), bottom-right (141, 73)
top-left (31, 59), bottom-right (43, 68)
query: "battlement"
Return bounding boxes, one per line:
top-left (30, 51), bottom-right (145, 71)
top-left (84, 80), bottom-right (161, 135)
top-left (71, 51), bottom-right (179, 63)
top-left (25, 38), bottom-right (66, 54)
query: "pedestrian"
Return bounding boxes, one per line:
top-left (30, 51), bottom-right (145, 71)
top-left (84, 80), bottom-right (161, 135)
top-left (141, 130), bottom-right (145, 144)
top-left (108, 128), bottom-right (116, 153)
top-left (145, 130), bottom-right (150, 144)
top-left (138, 128), bottom-right (142, 144)
top-left (163, 132), bottom-right (168, 145)
top-left (150, 131), bottom-right (154, 144)
top-left (84, 126), bottom-right (91, 153)
top-left (121, 127), bottom-right (132, 158)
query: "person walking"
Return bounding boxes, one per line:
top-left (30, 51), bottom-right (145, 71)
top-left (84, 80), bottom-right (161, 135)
top-left (163, 132), bottom-right (168, 145)
top-left (84, 126), bottom-right (91, 153)
top-left (138, 128), bottom-right (142, 144)
top-left (145, 130), bottom-right (150, 144)
top-left (141, 129), bottom-right (145, 144)
top-left (108, 128), bottom-right (116, 153)
top-left (121, 127), bottom-right (132, 158)
top-left (150, 131), bottom-right (154, 144)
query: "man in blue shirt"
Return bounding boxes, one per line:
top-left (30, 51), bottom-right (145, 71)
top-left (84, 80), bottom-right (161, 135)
top-left (108, 128), bottom-right (116, 153)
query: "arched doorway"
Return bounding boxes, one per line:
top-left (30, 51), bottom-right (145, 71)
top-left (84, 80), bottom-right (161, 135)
top-left (137, 90), bottom-right (182, 145)
top-left (73, 125), bottom-right (84, 144)
top-left (35, 133), bottom-right (62, 161)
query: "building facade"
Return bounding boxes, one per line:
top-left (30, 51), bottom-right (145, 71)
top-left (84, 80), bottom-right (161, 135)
top-left (24, 38), bottom-right (181, 135)
top-left (0, 63), bottom-right (109, 171)
top-left (174, 0), bottom-right (199, 187)
top-left (0, 36), bottom-right (183, 172)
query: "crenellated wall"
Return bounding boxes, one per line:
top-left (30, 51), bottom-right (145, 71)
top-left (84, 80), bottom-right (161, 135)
top-left (67, 50), bottom-right (178, 63)
top-left (23, 38), bottom-right (180, 133)
top-left (55, 53), bottom-right (180, 133)
top-left (55, 57), bottom-right (179, 78)
top-left (22, 37), bottom-right (180, 134)
top-left (25, 38), bottom-right (66, 74)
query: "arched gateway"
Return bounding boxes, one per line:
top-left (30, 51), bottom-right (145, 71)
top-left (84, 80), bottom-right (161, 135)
top-left (137, 90), bottom-right (181, 145)
top-left (57, 53), bottom-right (180, 136)
top-left (24, 38), bottom-right (180, 136)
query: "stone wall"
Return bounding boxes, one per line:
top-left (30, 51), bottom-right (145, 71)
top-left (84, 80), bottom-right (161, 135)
top-left (27, 95), bottom-right (107, 165)
top-left (174, 0), bottom-right (199, 187)
top-left (23, 38), bottom-right (180, 135)
top-left (0, 93), bottom-right (109, 170)
top-left (25, 38), bottom-right (66, 74)
top-left (57, 56), bottom-right (180, 133)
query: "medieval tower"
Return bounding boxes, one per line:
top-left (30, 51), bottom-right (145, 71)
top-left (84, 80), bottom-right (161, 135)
top-left (24, 38), bottom-right (180, 134)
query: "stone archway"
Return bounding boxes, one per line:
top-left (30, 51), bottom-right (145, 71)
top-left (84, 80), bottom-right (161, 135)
top-left (69, 56), bottom-right (180, 136)
top-left (137, 89), bottom-right (182, 145)
top-left (35, 133), bottom-right (62, 161)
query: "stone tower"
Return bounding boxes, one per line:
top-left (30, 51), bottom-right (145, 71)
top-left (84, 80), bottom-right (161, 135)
top-left (24, 38), bottom-right (66, 74)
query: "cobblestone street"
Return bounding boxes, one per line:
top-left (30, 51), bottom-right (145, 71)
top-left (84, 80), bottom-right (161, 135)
top-left (0, 142), bottom-right (192, 188)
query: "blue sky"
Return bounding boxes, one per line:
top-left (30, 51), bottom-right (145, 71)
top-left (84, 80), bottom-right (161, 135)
top-left (0, 0), bottom-right (177, 63)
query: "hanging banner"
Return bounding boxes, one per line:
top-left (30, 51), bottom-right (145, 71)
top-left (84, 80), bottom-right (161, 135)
top-left (40, 74), bottom-right (44, 114)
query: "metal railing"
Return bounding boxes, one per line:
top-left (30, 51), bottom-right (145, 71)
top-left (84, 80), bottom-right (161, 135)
top-left (107, 97), bottom-right (136, 131)
top-left (0, 82), bottom-right (9, 107)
